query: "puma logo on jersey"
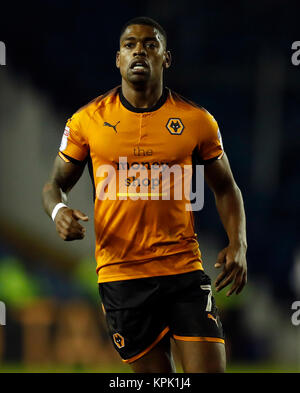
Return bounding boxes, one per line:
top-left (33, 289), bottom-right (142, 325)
top-left (207, 313), bottom-right (218, 327)
top-left (104, 121), bottom-right (120, 133)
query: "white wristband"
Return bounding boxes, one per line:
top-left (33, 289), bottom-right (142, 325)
top-left (51, 203), bottom-right (67, 221)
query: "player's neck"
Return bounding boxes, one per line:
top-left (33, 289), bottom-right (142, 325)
top-left (121, 81), bottom-right (163, 109)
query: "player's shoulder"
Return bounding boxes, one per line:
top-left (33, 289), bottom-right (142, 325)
top-left (167, 88), bottom-right (216, 122)
top-left (73, 86), bottom-right (120, 118)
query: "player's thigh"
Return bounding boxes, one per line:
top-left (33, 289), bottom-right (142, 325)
top-left (167, 270), bottom-right (226, 373)
top-left (99, 278), bottom-right (172, 372)
top-left (129, 334), bottom-right (175, 373)
top-left (174, 339), bottom-right (226, 373)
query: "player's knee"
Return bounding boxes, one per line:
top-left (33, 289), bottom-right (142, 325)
top-left (201, 349), bottom-right (226, 373)
top-left (182, 344), bottom-right (226, 373)
top-left (129, 341), bottom-right (175, 373)
top-left (130, 358), bottom-right (175, 373)
top-left (186, 359), bottom-right (225, 373)
top-left (205, 359), bottom-right (226, 373)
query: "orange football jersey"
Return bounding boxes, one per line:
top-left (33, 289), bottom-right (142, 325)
top-left (58, 86), bottom-right (224, 283)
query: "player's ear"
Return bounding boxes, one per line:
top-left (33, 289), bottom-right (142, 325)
top-left (163, 50), bottom-right (172, 69)
top-left (116, 51), bottom-right (120, 69)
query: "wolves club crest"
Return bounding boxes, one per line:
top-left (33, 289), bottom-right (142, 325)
top-left (113, 332), bottom-right (125, 348)
top-left (166, 118), bottom-right (184, 135)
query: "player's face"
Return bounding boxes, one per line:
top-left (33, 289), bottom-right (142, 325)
top-left (116, 24), bottom-right (171, 86)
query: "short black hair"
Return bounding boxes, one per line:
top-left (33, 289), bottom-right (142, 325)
top-left (120, 16), bottom-right (167, 46)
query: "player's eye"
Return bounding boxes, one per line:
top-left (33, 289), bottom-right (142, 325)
top-left (124, 42), bottom-right (134, 48)
top-left (146, 42), bottom-right (157, 49)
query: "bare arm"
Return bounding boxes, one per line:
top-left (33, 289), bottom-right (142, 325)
top-left (204, 153), bottom-right (247, 296)
top-left (42, 155), bottom-right (88, 241)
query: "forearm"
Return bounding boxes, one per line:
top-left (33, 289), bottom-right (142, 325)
top-left (42, 181), bottom-right (68, 218)
top-left (214, 184), bottom-right (247, 248)
top-left (42, 155), bottom-right (85, 218)
top-left (204, 154), bottom-right (247, 295)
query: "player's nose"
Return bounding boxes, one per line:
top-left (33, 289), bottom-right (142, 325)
top-left (133, 42), bottom-right (146, 57)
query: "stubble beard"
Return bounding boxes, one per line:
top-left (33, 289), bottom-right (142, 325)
top-left (126, 68), bottom-right (151, 89)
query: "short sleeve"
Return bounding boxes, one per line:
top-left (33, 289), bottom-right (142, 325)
top-left (197, 110), bottom-right (224, 163)
top-left (59, 111), bottom-right (89, 162)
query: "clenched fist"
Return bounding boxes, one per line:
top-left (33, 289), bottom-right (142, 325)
top-left (54, 207), bottom-right (88, 241)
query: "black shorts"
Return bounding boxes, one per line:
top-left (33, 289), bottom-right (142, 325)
top-left (99, 270), bottom-right (225, 363)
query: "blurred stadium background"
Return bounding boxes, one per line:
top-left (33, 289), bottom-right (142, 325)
top-left (0, 0), bottom-right (299, 373)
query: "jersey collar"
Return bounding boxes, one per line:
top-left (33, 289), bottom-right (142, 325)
top-left (118, 86), bottom-right (168, 113)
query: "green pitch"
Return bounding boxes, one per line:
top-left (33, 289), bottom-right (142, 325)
top-left (0, 362), bottom-right (299, 373)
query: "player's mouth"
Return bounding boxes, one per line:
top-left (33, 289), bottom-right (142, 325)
top-left (130, 59), bottom-right (149, 73)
